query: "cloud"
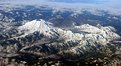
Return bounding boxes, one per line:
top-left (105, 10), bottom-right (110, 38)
top-left (0, 0), bottom-right (121, 15)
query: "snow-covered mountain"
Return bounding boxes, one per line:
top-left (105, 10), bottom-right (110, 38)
top-left (16, 19), bottom-right (120, 57)
top-left (18, 19), bottom-right (120, 42)
top-left (18, 19), bottom-right (55, 38)
top-left (0, 0), bottom-right (121, 65)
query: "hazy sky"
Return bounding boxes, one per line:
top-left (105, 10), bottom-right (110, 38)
top-left (1, 0), bottom-right (121, 4)
top-left (0, 0), bottom-right (121, 13)
top-left (0, 0), bottom-right (121, 11)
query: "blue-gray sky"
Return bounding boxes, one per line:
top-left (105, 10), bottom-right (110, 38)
top-left (1, 0), bottom-right (120, 8)
top-left (0, 0), bottom-right (121, 15)
top-left (1, 0), bottom-right (121, 4)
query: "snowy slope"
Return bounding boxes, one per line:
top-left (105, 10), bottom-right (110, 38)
top-left (74, 24), bottom-right (120, 41)
top-left (0, 19), bottom-right (120, 59)
top-left (18, 19), bottom-right (56, 38)
top-left (18, 19), bottom-right (120, 44)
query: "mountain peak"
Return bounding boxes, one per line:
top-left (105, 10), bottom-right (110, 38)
top-left (18, 19), bottom-right (53, 37)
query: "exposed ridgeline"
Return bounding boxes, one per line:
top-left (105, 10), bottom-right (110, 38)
top-left (0, 5), bottom-right (121, 36)
top-left (18, 19), bottom-right (120, 56)
top-left (0, 19), bottom-right (121, 66)
top-left (1, 19), bottom-right (120, 56)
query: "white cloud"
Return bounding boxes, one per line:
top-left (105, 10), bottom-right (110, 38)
top-left (0, 0), bottom-right (121, 15)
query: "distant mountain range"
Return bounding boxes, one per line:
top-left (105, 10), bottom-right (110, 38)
top-left (0, 1), bottom-right (121, 65)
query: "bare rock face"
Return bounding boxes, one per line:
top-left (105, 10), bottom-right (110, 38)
top-left (17, 20), bottom-right (120, 56)
top-left (0, 2), bottom-right (121, 65)
top-left (0, 19), bottom-right (120, 61)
